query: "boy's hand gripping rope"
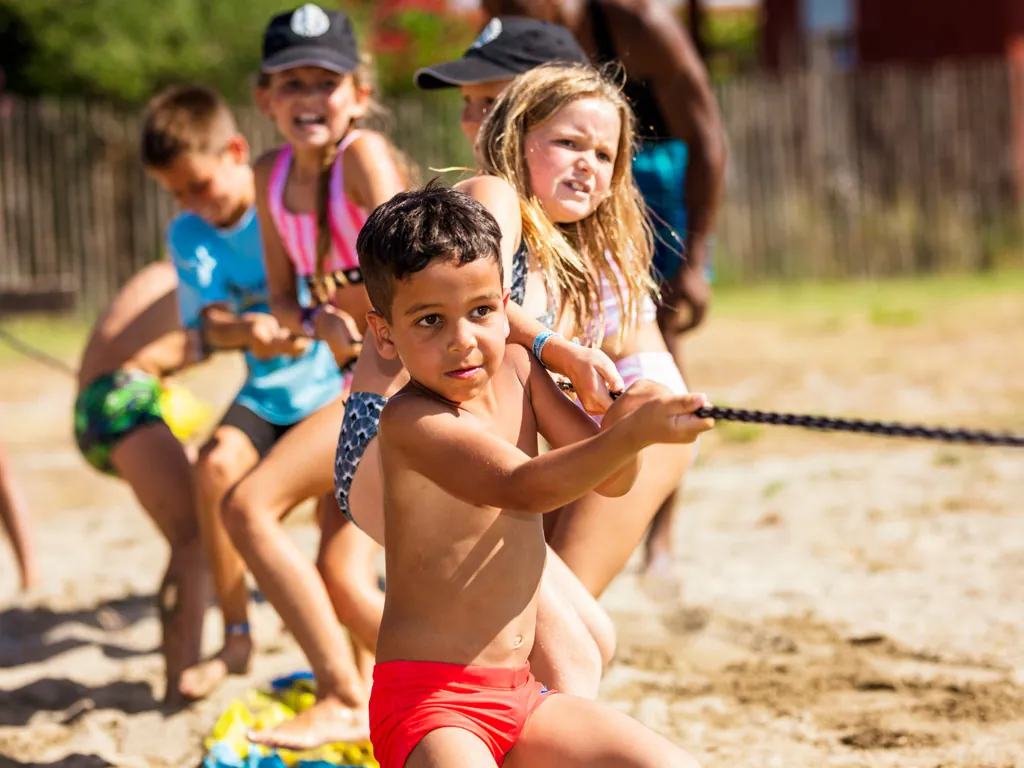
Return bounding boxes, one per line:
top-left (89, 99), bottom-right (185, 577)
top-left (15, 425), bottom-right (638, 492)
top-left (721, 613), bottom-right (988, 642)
top-left (556, 381), bottom-right (1024, 447)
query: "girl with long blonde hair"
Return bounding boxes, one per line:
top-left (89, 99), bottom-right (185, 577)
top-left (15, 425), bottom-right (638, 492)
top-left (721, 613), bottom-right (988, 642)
top-left (466, 61), bottom-right (696, 599)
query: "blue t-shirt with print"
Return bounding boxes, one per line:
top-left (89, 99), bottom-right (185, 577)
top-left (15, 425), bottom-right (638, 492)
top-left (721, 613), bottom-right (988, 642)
top-left (168, 208), bottom-right (342, 425)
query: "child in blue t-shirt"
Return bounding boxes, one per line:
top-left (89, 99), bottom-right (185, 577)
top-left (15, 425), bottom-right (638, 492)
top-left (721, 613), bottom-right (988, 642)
top-left (142, 84), bottom-right (370, 704)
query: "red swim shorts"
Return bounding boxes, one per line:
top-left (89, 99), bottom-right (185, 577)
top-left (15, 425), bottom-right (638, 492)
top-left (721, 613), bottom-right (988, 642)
top-left (368, 660), bottom-right (552, 768)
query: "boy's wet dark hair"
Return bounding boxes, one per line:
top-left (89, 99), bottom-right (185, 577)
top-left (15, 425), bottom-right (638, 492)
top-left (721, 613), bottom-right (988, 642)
top-left (357, 180), bottom-right (504, 321)
top-left (140, 85), bottom-right (239, 169)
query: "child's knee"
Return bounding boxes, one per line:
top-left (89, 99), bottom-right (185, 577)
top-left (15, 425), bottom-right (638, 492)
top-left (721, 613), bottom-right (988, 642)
top-left (318, 556), bottom-right (374, 621)
top-left (220, 482), bottom-right (262, 544)
top-left (196, 433), bottom-right (250, 493)
top-left (161, 508), bottom-right (204, 553)
top-left (316, 547), bottom-right (346, 589)
top-left (321, 569), bottom-right (360, 623)
top-left (315, 546), bottom-right (346, 583)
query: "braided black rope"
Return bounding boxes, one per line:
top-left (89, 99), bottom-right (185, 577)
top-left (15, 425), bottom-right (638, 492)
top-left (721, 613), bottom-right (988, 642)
top-left (555, 381), bottom-right (1024, 447)
top-left (690, 405), bottom-right (1024, 447)
top-left (0, 327), bottom-right (77, 376)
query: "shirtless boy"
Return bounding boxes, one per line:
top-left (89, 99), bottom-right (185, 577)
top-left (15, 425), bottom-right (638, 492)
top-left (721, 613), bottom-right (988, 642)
top-left (74, 260), bottom-right (208, 704)
top-left (357, 183), bottom-right (712, 768)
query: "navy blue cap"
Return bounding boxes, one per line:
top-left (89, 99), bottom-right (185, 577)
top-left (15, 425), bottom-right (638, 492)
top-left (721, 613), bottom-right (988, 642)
top-left (415, 17), bottom-right (589, 90)
top-left (262, 4), bottom-right (359, 75)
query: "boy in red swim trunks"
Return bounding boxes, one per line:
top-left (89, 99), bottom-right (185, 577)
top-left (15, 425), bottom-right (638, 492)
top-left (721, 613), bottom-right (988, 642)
top-left (356, 183), bottom-right (712, 768)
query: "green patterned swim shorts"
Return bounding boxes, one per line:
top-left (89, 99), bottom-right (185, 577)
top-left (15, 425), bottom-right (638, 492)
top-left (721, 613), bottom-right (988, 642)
top-left (74, 369), bottom-right (165, 475)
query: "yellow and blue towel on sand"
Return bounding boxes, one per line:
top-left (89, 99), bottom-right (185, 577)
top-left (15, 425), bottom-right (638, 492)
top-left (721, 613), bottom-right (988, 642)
top-left (203, 673), bottom-right (377, 768)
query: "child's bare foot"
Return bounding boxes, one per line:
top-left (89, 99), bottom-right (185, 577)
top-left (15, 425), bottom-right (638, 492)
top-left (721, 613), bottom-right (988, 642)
top-left (179, 633), bottom-right (253, 700)
top-left (247, 697), bottom-right (369, 751)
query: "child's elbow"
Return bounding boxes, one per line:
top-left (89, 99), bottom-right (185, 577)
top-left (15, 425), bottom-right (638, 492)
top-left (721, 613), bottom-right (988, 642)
top-left (517, 492), bottom-right (559, 515)
top-left (502, 468), bottom-right (557, 514)
top-left (594, 476), bottom-right (635, 498)
top-left (502, 484), bottom-right (559, 515)
top-left (595, 459), bottom-right (641, 498)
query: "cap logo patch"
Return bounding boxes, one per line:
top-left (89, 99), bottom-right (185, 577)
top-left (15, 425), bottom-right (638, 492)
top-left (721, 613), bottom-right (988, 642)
top-left (291, 4), bottom-right (331, 37)
top-left (471, 18), bottom-right (503, 49)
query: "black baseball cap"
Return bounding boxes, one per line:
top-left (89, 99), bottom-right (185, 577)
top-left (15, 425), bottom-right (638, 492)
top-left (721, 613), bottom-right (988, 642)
top-left (414, 16), bottom-right (589, 90)
top-left (261, 4), bottom-right (359, 75)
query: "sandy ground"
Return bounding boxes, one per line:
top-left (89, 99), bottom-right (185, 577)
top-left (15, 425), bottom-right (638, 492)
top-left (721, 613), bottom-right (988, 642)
top-left (1, 281), bottom-right (1022, 767)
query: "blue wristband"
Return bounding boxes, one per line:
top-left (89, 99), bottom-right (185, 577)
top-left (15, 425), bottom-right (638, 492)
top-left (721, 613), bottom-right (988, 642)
top-left (532, 330), bottom-right (558, 369)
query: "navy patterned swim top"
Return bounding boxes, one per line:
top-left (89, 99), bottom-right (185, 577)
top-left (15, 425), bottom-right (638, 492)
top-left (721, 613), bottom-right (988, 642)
top-left (510, 240), bottom-right (528, 307)
top-left (510, 240), bottom-right (556, 329)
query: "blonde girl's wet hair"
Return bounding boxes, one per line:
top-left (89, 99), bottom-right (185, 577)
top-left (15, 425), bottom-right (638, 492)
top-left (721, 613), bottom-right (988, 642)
top-left (475, 62), bottom-right (656, 347)
top-left (309, 54), bottom-right (421, 304)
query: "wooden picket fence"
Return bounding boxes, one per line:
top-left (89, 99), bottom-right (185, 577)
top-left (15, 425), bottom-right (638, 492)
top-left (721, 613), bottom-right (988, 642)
top-left (1, 58), bottom-right (1022, 311)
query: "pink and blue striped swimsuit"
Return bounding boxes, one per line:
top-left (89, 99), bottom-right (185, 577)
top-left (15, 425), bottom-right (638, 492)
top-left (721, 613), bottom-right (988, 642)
top-left (267, 130), bottom-right (369, 299)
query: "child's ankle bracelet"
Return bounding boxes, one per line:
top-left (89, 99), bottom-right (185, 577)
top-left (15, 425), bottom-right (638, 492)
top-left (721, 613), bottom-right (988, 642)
top-left (225, 622), bottom-right (250, 638)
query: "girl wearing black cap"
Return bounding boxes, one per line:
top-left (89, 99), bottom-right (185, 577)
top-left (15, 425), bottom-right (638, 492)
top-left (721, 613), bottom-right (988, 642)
top-left (414, 16), bottom-right (590, 146)
top-left (221, 3), bottom-right (407, 750)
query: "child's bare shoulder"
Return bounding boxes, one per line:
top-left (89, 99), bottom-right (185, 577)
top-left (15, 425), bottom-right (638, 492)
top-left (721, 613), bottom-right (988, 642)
top-left (503, 343), bottom-right (533, 385)
top-left (380, 387), bottom-right (437, 421)
top-left (347, 128), bottom-right (389, 144)
top-left (341, 130), bottom-right (391, 163)
top-left (379, 388), bottom-right (453, 446)
top-left (454, 174), bottom-right (517, 208)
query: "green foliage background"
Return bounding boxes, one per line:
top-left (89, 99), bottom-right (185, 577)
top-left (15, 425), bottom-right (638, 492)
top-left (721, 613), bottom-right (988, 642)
top-left (0, 0), bottom-right (482, 104)
top-left (0, 0), bottom-right (759, 104)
